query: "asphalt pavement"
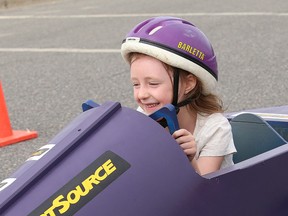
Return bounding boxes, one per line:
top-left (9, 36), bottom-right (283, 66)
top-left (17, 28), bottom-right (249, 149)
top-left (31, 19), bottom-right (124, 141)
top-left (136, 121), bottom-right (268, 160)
top-left (0, 0), bottom-right (287, 181)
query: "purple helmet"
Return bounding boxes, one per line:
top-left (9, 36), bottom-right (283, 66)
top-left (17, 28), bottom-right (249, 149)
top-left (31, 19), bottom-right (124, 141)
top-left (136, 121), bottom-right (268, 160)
top-left (121, 16), bottom-right (218, 95)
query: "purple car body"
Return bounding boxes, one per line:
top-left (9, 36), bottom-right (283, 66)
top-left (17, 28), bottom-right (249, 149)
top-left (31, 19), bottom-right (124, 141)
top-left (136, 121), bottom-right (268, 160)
top-left (0, 101), bottom-right (288, 216)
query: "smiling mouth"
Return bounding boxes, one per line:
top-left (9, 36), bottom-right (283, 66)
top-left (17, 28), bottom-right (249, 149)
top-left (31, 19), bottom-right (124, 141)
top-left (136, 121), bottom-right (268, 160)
top-left (144, 103), bottom-right (160, 109)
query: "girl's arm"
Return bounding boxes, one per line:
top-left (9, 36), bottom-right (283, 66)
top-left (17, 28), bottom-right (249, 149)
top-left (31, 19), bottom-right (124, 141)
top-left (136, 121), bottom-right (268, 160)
top-left (192, 156), bottom-right (224, 175)
top-left (173, 129), bottom-right (224, 175)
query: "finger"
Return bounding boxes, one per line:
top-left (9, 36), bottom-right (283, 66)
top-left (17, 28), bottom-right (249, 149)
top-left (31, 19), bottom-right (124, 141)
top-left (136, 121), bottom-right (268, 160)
top-left (172, 129), bottom-right (189, 139)
top-left (183, 148), bottom-right (196, 157)
top-left (175, 135), bottom-right (195, 144)
top-left (179, 142), bottom-right (196, 152)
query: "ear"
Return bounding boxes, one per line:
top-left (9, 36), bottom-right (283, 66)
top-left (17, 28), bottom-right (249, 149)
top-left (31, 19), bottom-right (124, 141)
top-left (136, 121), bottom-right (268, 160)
top-left (184, 74), bottom-right (197, 94)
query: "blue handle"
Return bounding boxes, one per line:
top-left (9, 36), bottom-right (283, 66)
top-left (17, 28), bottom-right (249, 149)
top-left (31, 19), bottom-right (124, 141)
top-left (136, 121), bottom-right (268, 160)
top-left (82, 101), bottom-right (179, 134)
top-left (149, 104), bottom-right (180, 134)
top-left (82, 100), bottom-right (100, 111)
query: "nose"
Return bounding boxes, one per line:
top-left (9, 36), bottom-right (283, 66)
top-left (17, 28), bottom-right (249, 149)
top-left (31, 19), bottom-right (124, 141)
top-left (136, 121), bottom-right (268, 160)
top-left (136, 85), bottom-right (149, 100)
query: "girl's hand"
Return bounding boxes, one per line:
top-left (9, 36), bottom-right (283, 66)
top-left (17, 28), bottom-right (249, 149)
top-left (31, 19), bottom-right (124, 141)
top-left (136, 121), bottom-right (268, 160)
top-left (172, 129), bottom-right (196, 161)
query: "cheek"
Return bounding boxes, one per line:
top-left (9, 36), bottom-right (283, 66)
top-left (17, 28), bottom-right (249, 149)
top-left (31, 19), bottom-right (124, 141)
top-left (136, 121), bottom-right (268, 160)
top-left (157, 86), bottom-right (173, 103)
top-left (163, 95), bottom-right (173, 104)
top-left (133, 89), bottom-right (139, 100)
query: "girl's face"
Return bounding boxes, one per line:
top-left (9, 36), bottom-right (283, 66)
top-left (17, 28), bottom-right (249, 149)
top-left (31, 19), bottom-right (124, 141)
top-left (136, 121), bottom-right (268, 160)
top-left (130, 55), bottom-right (174, 115)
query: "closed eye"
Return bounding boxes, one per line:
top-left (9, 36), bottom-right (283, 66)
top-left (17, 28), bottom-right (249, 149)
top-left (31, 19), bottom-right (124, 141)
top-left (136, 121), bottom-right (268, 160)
top-left (149, 82), bottom-right (159, 86)
top-left (132, 83), bottom-right (140, 88)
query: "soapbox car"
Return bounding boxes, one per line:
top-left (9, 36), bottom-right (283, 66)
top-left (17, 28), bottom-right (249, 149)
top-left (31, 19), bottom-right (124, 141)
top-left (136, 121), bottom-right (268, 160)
top-left (0, 100), bottom-right (288, 216)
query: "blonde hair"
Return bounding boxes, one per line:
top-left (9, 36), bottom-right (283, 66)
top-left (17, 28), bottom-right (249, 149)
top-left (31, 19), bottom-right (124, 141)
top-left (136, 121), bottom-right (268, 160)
top-left (179, 69), bottom-right (224, 114)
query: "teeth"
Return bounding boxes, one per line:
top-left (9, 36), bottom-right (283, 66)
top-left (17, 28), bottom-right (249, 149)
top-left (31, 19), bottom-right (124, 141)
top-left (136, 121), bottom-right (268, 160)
top-left (146, 103), bottom-right (158, 108)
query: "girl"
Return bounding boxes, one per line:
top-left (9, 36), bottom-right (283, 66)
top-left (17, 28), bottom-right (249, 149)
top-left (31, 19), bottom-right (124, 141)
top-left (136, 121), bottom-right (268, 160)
top-left (121, 16), bottom-right (236, 175)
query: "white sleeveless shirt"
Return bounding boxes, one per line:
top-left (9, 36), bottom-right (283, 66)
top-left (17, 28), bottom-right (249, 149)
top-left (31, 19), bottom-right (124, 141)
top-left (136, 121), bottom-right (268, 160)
top-left (193, 113), bottom-right (237, 169)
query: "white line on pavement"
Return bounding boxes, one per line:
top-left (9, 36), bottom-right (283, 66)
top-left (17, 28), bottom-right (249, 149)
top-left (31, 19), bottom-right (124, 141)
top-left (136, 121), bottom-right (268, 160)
top-left (0, 12), bottom-right (287, 19)
top-left (0, 48), bottom-right (120, 53)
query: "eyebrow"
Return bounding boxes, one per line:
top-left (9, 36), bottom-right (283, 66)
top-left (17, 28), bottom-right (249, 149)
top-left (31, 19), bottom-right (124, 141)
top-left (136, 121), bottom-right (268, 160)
top-left (130, 76), bottom-right (162, 82)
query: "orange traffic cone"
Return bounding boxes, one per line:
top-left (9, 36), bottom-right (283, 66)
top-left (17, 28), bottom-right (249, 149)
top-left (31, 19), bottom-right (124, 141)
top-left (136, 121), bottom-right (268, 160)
top-left (0, 81), bottom-right (38, 147)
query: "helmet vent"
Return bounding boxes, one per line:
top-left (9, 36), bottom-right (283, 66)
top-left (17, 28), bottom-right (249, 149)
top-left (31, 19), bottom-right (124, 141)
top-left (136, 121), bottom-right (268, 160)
top-left (133, 18), bottom-right (153, 33)
top-left (148, 26), bottom-right (163, 35)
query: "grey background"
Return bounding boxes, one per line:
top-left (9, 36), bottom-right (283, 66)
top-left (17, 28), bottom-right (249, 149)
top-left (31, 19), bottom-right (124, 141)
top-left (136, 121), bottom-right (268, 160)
top-left (0, 0), bottom-right (287, 181)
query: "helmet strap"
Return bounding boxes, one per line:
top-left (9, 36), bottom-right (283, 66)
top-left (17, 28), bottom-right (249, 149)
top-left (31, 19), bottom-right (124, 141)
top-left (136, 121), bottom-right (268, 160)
top-left (158, 68), bottom-right (195, 128)
top-left (172, 68), bottom-right (199, 112)
top-left (172, 68), bottom-right (180, 113)
top-left (177, 97), bottom-right (194, 108)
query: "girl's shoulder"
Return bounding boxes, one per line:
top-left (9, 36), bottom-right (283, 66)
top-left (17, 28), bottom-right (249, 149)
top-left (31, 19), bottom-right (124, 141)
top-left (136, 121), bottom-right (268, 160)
top-left (196, 112), bottom-right (228, 127)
